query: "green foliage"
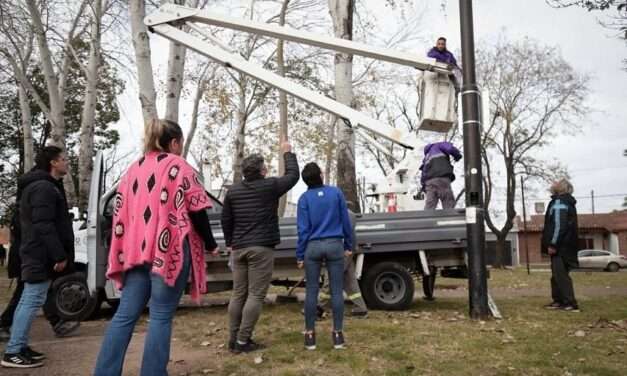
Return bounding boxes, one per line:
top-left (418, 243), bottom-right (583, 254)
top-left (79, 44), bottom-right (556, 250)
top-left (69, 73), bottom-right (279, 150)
top-left (0, 36), bottom-right (123, 214)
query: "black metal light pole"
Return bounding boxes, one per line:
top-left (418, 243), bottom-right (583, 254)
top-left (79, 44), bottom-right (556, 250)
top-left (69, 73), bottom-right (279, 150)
top-left (520, 176), bottom-right (531, 275)
top-left (459, 0), bottom-right (489, 319)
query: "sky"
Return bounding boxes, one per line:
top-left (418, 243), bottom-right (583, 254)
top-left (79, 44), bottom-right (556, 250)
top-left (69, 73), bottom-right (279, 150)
top-left (433, 0), bottom-right (627, 215)
top-left (110, 0), bottom-right (627, 217)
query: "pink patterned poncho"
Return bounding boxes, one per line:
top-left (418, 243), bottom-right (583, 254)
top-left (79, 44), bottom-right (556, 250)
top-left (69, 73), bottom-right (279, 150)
top-left (107, 152), bottom-right (211, 301)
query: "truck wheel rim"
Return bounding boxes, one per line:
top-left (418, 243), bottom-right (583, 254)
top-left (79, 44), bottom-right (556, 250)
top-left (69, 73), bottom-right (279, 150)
top-left (56, 281), bottom-right (90, 316)
top-left (374, 271), bottom-right (406, 305)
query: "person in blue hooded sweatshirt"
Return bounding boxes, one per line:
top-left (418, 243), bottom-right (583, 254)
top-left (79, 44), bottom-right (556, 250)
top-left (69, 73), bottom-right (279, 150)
top-left (296, 162), bottom-right (352, 351)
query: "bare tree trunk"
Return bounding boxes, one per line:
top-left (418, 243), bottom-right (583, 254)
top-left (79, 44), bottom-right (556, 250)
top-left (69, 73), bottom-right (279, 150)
top-left (77, 0), bottom-right (104, 212)
top-left (164, 39), bottom-right (186, 123)
top-left (129, 0), bottom-right (158, 124)
top-left (494, 234), bottom-right (508, 268)
top-left (329, 0), bottom-right (360, 212)
top-left (18, 83), bottom-right (34, 172)
top-left (25, 0), bottom-right (66, 147)
top-left (26, 0), bottom-right (82, 206)
top-left (232, 78), bottom-right (247, 184)
top-left (182, 72), bottom-right (208, 158)
top-left (324, 116), bottom-right (336, 184)
top-left (277, 0), bottom-right (291, 217)
top-left (164, 0), bottom-right (199, 123)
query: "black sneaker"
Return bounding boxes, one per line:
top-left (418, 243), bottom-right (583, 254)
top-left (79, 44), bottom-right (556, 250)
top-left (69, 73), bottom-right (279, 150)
top-left (1, 353), bottom-right (43, 368)
top-left (304, 332), bottom-right (316, 351)
top-left (561, 305), bottom-right (580, 312)
top-left (543, 302), bottom-right (562, 310)
top-left (53, 320), bottom-right (80, 338)
top-left (332, 331), bottom-right (345, 350)
top-left (231, 339), bottom-right (266, 354)
top-left (228, 339), bottom-right (236, 351)
top-left (21, 346), bottom-right (45, 361)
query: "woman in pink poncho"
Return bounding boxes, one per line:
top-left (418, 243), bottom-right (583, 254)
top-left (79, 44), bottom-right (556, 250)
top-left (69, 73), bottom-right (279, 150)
top-left (94, 119), bottom-right (218, 376)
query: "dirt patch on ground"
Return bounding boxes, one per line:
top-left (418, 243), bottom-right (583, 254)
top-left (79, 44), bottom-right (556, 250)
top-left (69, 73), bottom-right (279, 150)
top-left (0, 315), bottom-right (222, 376)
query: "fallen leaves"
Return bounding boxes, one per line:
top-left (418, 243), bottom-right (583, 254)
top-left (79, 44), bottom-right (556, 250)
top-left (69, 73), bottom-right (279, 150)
top-left (574, 330), bottom-right (586, 338)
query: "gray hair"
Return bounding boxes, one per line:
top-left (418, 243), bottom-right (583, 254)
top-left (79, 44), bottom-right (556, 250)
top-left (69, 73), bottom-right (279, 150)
top-left (241, 154), bottom-right (265, 179)
top-left (550, 178), bottom-right (574, 196)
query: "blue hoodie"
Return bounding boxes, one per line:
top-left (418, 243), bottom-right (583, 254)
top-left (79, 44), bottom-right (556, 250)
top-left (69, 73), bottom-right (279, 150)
top-left (296, 185), bottom-right (353, 261)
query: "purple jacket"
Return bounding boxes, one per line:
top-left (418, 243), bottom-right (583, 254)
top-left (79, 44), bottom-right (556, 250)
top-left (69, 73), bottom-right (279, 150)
top-left (427, 47), bottom-right (459, 68)
top-left (419, 142), bottom-right (462, 187)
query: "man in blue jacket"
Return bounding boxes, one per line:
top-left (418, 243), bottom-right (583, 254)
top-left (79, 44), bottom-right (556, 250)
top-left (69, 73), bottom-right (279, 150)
top-left (427, 37), bottom-right (460, 68)
top-left (297, 162), bottom-right (352, 351)
top-left (427, 37), bottom-right (462, 90)
top-left (542, 179), bottom-right (579, 312)
top-left (419, 141), bottom-right (462, 210)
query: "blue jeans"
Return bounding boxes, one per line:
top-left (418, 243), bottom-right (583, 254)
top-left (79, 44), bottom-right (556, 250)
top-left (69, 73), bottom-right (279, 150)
top-left (94, 245), bottom-right (191, 376)
top-left (4, 280), bottom-right (51, 354)
top-left (304, 238), bottom-right (345, 332)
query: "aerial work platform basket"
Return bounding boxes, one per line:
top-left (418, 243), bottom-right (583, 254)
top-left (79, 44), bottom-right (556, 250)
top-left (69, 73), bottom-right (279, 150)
top-left (417, 71), bottom-right (457, 134)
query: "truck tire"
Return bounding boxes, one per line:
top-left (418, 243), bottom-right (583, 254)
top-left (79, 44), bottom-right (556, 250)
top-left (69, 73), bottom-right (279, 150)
top-left (51, 272), bottom-right (100, 321)
top-left (361, 262), bottom-right (414, 310)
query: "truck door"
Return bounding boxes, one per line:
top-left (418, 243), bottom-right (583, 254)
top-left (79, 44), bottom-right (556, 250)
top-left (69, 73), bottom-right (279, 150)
top-left (86, 152), bottom-right (106, 295)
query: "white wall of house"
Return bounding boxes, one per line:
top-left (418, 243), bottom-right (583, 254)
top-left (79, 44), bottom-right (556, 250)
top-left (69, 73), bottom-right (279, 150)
top-left (608, 233), bottom-right (620, 254)
top-left (485, 230), bottom-right (520, 266)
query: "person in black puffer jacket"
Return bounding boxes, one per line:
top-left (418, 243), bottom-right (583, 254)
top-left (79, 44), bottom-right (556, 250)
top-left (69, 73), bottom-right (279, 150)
top-left (2, 146), bottom-right (78, 369)
top-left (223, 142), bottom-right (299, 354)
top-left (1, 165), bottom-right (80, 344)
top-left (542, 178), bottom-right (580, 312)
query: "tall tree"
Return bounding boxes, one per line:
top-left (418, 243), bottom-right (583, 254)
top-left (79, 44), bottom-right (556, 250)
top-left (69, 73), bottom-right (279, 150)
top-left (547, 0), bottom-right (627, 68)
top-left (0, 56), bottom-right (121, 214)
top-left (76, 0), bottom-right (105, 211)
top-left (329, 0), bottom-right (360, 212)
top-left (129, 0), bottom-right (158, 123)
top-left (277, 0), bottom-right (291, 217)
top-left (164, 0), bottom-right (200, 123)
top-left (19, 0), bottom-right (90, 205)
top-left (0, 3), bottom-right (36, 171)
top-left (477, 37), bottom-right (591, 267)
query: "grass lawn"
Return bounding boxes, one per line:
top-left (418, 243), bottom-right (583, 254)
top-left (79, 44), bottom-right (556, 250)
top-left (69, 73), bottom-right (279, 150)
top-left (438, 266), bottom-right (627, 290)
top-left (168, 269), bottom-right (627, 376)
top-left (1, 266), bottom-right (626, 375)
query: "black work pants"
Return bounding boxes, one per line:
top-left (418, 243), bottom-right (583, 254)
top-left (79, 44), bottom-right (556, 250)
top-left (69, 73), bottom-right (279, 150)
top-left (550, 255), bottom-right (577, 307)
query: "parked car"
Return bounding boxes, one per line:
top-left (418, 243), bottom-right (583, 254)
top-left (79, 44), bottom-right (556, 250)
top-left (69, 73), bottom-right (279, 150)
top-left (577, 250), bottom-right (627, 272)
